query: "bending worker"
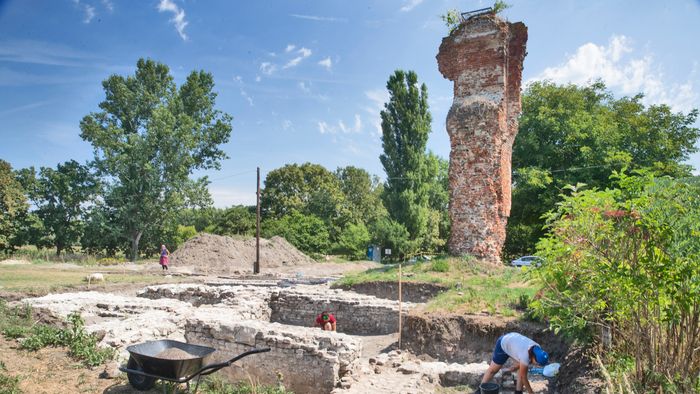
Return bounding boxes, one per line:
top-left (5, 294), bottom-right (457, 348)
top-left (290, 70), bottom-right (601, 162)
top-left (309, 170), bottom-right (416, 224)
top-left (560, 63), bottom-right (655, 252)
top-left (315, 311), bottom-right (336, 331)
top-left (474, 332), bottom-right (549, 394)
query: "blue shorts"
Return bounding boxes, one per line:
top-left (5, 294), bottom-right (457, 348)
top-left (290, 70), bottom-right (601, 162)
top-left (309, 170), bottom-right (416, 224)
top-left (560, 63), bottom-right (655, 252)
top-left (492, 335), bottom-right (509, 365)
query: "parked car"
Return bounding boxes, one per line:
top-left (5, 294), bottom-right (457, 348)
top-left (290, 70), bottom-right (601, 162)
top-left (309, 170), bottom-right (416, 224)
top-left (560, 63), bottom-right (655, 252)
top-left (511, 255), bottom-right (543, 267)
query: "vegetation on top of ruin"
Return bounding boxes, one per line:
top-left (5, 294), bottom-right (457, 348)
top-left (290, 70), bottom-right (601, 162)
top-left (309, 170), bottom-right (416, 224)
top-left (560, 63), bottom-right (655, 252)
top-left (440, 1), bottom-right (512, 34)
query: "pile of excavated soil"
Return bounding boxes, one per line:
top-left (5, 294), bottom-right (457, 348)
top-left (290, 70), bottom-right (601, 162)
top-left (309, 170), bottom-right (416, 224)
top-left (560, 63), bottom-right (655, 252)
top-left (170, 233), bottom-right (316, 274)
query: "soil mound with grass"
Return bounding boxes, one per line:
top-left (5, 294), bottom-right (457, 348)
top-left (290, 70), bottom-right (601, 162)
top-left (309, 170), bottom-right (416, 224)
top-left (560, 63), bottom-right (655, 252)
top-left (170, 233), bottom-right (315, 274)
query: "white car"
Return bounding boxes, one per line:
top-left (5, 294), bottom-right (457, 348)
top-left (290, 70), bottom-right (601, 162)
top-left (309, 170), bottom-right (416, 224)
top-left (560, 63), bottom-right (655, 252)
top-left (511, 255), bottom-right (543, 267)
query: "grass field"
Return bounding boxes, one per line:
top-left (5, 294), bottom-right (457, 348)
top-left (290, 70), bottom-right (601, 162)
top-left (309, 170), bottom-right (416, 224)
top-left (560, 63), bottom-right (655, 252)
top-left (0, 263), bottom-right (182, 294)
top-left (337, 256), bottom-right (539, 316)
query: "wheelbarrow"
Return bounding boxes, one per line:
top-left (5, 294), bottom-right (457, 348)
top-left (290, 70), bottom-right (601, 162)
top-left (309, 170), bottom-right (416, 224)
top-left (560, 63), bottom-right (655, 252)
top-left (119, 339), bottom-right (270, 393)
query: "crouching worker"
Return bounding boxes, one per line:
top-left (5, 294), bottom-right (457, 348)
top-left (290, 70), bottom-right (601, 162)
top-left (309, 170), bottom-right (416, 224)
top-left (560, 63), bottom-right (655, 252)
top-left (474, 332), bottom-right (549, 394)
top-left (314, 311), bottom-right (336, 331)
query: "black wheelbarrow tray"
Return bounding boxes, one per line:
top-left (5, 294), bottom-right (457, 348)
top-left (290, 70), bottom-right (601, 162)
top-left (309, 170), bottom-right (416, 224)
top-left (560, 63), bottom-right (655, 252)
top-left (119, 339), bottom-right (270, 393)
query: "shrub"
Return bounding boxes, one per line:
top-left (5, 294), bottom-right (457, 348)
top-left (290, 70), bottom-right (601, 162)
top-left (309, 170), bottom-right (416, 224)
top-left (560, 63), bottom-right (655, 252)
top-left (263, 211), bottom-right (330, 255)
top-left (335, 222), bottom-right (371, 260)
top-left (18, 312), bottom-right (114, 367)
top-left (531, 173), bottom-right (700, 390)
top-left (430, 259), bottom-right (450, 272)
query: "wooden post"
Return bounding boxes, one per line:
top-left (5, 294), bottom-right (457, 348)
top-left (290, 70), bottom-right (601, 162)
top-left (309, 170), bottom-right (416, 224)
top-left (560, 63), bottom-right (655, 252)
top-left (254, 167), bottom-right (261, 274)
top-left (398, 263), bottom-right (402, 349)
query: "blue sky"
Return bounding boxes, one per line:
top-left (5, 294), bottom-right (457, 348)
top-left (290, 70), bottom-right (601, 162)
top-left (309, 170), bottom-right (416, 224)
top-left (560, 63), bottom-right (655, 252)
top-left (1, 0), bottom-right (698, 207)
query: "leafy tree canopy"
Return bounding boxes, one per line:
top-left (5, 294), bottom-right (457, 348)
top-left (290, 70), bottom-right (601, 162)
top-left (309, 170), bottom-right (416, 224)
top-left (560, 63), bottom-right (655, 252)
top-left (506, 80), bottom-right (699, 258)
top-left (0, 160), bottom-right (29, 251)
top-left (23, 161), bottom-right (99, 255)
top-left (79, 58), bottom-right (231, 259)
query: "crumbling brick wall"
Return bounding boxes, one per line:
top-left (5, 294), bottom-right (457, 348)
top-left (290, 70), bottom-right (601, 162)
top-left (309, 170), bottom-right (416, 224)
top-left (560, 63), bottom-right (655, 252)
top-left (436, 13), bottom-right (527, 263)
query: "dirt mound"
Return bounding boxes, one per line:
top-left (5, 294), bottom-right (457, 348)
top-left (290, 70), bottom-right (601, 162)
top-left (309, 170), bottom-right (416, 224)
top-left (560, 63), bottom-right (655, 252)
top-left (171, 233), bottom-right (316, 274)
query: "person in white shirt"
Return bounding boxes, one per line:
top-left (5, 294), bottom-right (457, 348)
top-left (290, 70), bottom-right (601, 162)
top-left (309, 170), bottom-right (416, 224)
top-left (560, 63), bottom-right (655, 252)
top-left (474, 332), bottom-right (549, 394)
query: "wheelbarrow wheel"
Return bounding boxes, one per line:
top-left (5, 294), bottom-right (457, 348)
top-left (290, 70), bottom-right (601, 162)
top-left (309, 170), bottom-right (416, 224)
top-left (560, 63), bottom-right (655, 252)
top-left (126, 356), bottom-right (156, 391)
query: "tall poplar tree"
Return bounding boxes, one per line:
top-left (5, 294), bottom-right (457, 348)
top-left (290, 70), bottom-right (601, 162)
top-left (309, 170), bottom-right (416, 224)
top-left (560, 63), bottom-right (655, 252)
top-left (379, 70), bottom-right (433, 252)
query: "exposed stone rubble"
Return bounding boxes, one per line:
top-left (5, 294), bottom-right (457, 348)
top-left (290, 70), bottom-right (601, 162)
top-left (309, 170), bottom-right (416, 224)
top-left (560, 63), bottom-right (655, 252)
top-left (437, 13), bottom-right (528, 263)
top-left (139, 283), bottom-right (272, 320)
top-left (19, 282), bottom-right (555, 393)
top-left (21, 292), bottom-right (193, 353)
top-left (186, 311), bottom-right (362, 394)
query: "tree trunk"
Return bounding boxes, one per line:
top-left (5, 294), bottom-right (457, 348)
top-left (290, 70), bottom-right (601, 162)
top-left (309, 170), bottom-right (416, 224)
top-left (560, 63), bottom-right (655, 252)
top-left (130, 230), bottom-right (143, 262)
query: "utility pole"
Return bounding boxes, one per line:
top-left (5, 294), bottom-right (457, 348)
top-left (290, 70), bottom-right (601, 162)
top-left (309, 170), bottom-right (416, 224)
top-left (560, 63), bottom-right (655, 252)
top-left (255, 166), bottom-right (261, 274)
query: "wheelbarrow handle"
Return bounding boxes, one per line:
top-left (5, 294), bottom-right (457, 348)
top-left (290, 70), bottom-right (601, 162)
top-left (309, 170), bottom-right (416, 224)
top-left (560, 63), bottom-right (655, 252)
top-left (191, 347), bottom-right (271, 378)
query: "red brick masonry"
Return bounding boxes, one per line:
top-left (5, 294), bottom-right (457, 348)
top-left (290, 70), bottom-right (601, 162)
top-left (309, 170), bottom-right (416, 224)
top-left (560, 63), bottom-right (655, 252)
top-left (437, 14), bottom-right (528, 263)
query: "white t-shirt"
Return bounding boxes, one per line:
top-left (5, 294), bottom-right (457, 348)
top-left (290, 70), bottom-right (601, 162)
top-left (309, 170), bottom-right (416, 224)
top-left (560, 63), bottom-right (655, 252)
top-left (500, 333), bottom-right (538, 365)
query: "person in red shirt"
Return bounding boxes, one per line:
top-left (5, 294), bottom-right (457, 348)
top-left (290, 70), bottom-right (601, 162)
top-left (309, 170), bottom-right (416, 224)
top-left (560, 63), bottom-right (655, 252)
top-left (315, 311), bottom-right (336, 331)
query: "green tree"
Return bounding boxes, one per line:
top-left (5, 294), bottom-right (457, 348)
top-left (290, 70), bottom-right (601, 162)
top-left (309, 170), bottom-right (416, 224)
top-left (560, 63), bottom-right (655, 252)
top-left (335, 166), bottom-right (387, 225)
top-left (0, 160), bottom-right (29, 251)
top-left (81, 204), bottom-right (122, 256)
top-left (507, 81), bottom-right (700, 258)
top-left (207, 205), bottom-right (256, 236)
top-left (263, 211), bottom-right (330, 255)
top-left (79, 58), bottom-right (232, 260)
top-left (532, 173), bottom-right (700, 391)
top-left (336, 222), bottom-right (371, 260)
top-left (369, 217), bottom-right (410, 260)
top-left (262, 163), bottom-right (348, 240)
top-left (25, 161), bottom-right (98, 255)
top-left (379, 70), bottom-right (433, 254)
top-left (172, 225), bottom-right (197, 248)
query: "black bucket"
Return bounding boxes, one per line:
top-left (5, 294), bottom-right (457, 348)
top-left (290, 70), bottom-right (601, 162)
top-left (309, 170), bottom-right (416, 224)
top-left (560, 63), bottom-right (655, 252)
top-left (479, 382), bottom-right (500, 394)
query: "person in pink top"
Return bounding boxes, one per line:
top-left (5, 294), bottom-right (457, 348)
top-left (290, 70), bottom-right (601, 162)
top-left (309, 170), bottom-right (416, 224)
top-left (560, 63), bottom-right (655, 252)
top-left (159, 244), bottom-right (170, 271)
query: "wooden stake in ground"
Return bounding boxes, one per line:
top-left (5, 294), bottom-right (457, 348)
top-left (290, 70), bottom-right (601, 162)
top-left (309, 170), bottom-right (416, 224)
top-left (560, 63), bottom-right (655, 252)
top-left (398, 262), bottom-right (402, 349)
top-left (255, 166), bottom-right (261, 274)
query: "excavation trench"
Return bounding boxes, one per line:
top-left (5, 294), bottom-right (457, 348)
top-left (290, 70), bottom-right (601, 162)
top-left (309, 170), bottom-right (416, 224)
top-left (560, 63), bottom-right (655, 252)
top-left (20, 281), bottom-right (562, 393)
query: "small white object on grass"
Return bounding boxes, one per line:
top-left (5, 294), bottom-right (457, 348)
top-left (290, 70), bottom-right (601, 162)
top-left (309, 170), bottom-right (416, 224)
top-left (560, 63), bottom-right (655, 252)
top-left (86, 273), bottom-right (105, 283)
top-left (543, 363), bottom-right (561, 377)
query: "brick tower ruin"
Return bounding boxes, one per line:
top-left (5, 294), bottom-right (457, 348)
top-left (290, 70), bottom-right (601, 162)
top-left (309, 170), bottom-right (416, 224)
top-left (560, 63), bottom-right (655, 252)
top-left (436, 13), bottom-right (527, 263)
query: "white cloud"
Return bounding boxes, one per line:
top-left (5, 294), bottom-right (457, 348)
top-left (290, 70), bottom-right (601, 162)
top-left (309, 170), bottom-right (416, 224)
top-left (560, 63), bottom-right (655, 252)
top-left (400, 0), bottom-right (424, 12)
top-left (233, 76), bottom-right (253, 106)
top-left (72, 0), bottom-right (96, 23)
top-left (298, 81), bottom-right (311, 93)
top-left (318, 121), bottom-right (331, 134)
top-left (317, 115), bottom-right (363, 134)
top-left (0, 100), bottom-right (52, 117)
top-left (255, 75), bottom-right (261, 82)
top-left (530, 35), bottom-right (699, 113)
top-left (260, 62), bottom-right (276, 75)
top-left (290, 14), bottom-right (347, 22)
top-left (83, 5), bottom-right (96, 23)
top-left (285, 44), bottom-right (296, 53)
top-left (353, 114), bottom-right (362, 132)
top-left (102, 0), bottom-right (114, 12)
top-left (283, 47), bottom-right (312, 69)
top-left (282, 120), bottom-right (293, 131)
top-left (157, 0), bottom-right (189, 41)
top-left (298, 47), bottom-right (311, 57)
top-left (0, 39), bottom-right (97, 67)
top-left (318, 57), bottom-right (332, 70)
top-left (364, 89), bottom-right (389, 135)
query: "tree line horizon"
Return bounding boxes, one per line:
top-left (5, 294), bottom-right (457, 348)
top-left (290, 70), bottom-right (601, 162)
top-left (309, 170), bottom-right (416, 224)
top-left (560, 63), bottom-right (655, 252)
top-left (1, 59), bottom-right (698, 262)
